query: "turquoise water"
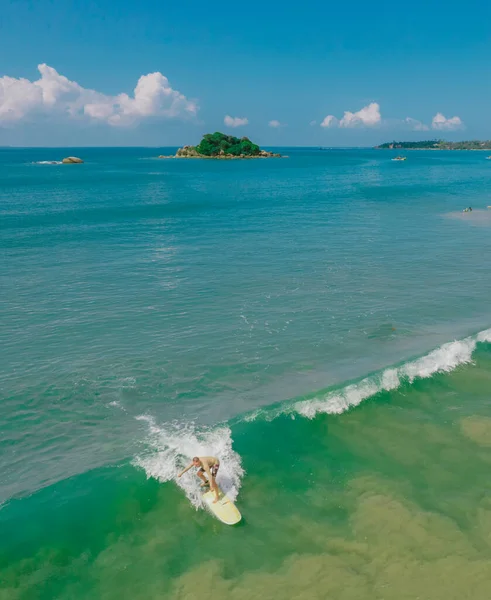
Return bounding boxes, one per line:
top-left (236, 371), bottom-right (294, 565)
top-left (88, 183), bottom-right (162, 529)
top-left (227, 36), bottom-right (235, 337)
top-left (2, 147), bottom-right (491, 599)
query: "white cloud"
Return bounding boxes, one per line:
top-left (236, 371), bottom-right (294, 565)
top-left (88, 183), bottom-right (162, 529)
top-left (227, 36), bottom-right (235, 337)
top-left (0, 64), bottom-right (197, 126)
top-left (318, 106), bottom-right (463, 132)
top-left (320, 115), bottom-right (337, 128)
top-left (268, 119), bottom-right (285, 128)
top-left (224, 115), bottom-right (248, 128)
top-left (339, 102), bottom-right (381, 128)
top-left (404, 117), bottom-right (429, 131)
top-left (431, 112), bottom-right (464, 131)
top-left (320, 103), bottom-right (381, 129)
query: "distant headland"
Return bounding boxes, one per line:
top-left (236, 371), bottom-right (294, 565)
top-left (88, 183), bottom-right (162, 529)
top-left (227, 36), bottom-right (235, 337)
top-left (375, 140), bottom-right (491, 150)
top-left (159, 132), bottom-right (282, 159)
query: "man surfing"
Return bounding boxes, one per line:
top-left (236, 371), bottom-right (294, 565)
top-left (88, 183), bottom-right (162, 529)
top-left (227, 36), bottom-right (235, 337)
top-left (178, 456), bottom-right (220, 503)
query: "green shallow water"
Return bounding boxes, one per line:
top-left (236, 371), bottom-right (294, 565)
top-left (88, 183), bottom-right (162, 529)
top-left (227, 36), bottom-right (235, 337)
top-left (3, 343), bottom-right (491, 599)
top-left (2, 147), bottom-right (491, 598)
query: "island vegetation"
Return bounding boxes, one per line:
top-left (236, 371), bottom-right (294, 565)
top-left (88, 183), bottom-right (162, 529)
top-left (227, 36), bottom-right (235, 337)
top-left (376, 140), bottom-right (491, 150)
top-left (159, 132), bottom-right (281, 159)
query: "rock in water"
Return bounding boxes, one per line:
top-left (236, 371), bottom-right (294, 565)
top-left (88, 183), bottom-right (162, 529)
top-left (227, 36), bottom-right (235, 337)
top-left (62, 156), bottom-right (84, 164)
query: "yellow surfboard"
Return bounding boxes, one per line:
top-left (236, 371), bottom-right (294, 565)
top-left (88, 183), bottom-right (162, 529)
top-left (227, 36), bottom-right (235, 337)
top-left (202, 486), bottom-right (242, 525)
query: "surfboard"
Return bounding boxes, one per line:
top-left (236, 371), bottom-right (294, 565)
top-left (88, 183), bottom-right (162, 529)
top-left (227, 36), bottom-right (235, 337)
top-left (202, 486), bottom-right (242, 525)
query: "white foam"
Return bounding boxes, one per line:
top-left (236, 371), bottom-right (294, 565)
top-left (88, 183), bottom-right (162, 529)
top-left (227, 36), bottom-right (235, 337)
top-left (120, 377), bottom-right (136, 388)
top-left (296, 379), bottom-right (381, 418)
top-left (381, 368), bottom-right (400, 390)
top-left (296, 335), bottom-right (479, 419)
top-left (401, 338), bottom-right (475, 381)
top-left (243, 409), bottom-right (261, 422)
top-left (33, 160), bottom-right (62, 165)
top-left (133, 416), bottom-right (244, 510)
top-left (107, 400), bottom-right (129, 413)
top-left (477, 328), bottom-right (491, 343)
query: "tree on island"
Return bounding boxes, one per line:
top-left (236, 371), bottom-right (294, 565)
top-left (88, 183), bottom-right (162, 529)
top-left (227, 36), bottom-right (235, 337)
top-left (196, 132), bottom-right (261, 156)
top-left (377, 140), bottom-right (441, 149)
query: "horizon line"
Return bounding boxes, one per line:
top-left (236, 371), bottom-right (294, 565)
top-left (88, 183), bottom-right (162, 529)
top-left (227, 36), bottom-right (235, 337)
top-left (1, 145), bottom-right (376, 149)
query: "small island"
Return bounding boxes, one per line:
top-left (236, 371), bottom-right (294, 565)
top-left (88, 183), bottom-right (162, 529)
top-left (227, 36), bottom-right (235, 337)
top-left (159, 132), bottom-right (281, 159)
top-left (375, 140), bottom-right (491, 150)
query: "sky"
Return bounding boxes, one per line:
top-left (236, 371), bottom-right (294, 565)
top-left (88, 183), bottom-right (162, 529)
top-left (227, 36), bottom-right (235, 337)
top-left (1, 0), bottom-right (490, 147)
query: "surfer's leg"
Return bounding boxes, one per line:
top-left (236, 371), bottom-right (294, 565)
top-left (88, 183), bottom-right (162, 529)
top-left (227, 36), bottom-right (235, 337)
top-left (197, 469), bottom-right (208, 486)
top-left (210, 465), bottom-right (220, 501)
top-left (210, 476), bottom-right (219, 503)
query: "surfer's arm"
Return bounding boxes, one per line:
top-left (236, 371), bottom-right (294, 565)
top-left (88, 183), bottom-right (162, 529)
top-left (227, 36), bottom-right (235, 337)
top-left (178, 463), bottom-right (193, 477)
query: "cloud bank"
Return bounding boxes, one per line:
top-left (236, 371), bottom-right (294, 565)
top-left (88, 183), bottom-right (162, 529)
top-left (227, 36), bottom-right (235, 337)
top-left (0, 66), bottom-right (466, 138)
top-left (224, 115), bottom-right (248, 128)
top-left (321, 103), bottom-right (464, 132)
top-left (0, 64), bottom-right (197, 126)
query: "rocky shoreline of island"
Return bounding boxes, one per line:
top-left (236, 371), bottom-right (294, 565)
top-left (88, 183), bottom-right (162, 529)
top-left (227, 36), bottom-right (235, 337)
top-left (159, 147), bottom-right (281, 159)
top-left (158, 132), bottom-right (282, 159)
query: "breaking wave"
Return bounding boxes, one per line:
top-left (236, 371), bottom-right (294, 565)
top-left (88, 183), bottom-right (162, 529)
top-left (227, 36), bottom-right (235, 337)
top-left (132, 327), bottom-right (491, 510)
top-left (295, 329), bottom-right (491, 418)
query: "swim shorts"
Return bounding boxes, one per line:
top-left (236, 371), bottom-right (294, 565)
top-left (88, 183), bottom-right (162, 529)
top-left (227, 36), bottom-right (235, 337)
top-left (199, 464), bottom-right (219, 477)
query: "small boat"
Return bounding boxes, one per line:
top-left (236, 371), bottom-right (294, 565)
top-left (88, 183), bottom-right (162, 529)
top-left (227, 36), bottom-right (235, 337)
top-left (391, 156), bottom-right (407, 161)
top-left (486, 156), bottom-right (491, 160)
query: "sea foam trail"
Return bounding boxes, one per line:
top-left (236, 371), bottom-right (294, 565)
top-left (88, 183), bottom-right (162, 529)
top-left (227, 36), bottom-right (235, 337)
top-left (133, 416), bottom-right (244, 509)
top-left (295, 329), bottom-right (491, 419)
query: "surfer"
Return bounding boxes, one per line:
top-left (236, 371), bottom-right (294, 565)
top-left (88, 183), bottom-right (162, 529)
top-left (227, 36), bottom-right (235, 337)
top-left (178, 456), bottom-right (220, 503)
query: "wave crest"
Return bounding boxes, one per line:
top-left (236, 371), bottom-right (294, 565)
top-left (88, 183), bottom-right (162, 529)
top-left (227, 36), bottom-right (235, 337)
top-left (296, 336), bottom-right (480, 419)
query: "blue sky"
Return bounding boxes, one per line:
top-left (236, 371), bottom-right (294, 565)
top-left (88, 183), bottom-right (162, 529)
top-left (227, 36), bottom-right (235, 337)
top-left (1, 0), bottom-right (490, 146)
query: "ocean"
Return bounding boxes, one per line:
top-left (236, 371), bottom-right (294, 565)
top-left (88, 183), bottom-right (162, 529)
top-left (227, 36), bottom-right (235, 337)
top-left (2, 147), bottom-right (491, 599)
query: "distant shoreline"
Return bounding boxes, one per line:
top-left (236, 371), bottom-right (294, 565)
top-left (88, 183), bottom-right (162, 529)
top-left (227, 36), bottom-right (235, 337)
top-left (375, 140), bottom-right (491, 151)
top-left (377, 148), bottom-right (491, 151)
